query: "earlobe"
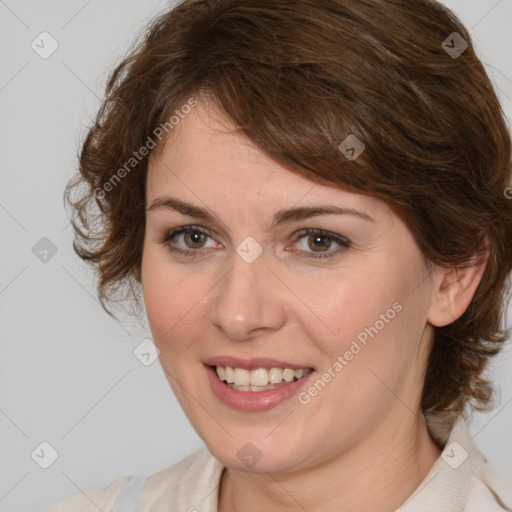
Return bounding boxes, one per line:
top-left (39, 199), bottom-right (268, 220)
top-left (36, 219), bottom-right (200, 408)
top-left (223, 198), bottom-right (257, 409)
top-left (427, 239), bottom-right (489, 328)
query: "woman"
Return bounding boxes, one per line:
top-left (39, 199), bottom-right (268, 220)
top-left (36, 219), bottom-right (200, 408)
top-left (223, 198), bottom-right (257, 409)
top-left (46, 0), bottom-right (512, 510)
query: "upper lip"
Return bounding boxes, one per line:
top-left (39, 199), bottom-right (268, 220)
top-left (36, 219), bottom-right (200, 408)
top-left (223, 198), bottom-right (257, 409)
top-left (204, 356), bottom-right (314, 371)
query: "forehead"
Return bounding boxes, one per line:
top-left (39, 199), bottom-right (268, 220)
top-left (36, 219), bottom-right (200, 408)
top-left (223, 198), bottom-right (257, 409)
top-left (146, 99), bottom-right (388, 219)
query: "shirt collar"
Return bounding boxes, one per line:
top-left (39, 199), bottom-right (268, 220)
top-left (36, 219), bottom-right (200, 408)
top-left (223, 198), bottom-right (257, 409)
top-left (395, 412), bottom-right (486, 512)
top-left (181, 413), bottom-right (487, 512)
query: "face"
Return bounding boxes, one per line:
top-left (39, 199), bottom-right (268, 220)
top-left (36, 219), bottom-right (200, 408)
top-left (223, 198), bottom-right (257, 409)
top-left (141, 98), bottom-right (439, 474)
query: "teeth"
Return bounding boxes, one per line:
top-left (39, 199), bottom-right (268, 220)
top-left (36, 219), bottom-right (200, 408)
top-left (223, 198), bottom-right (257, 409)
top-left (269, 367), bottom-right (283, 384)
top-left (250, 368), bottom-right (269, 386)
top-left (282, 368), bottom-right (295, 382)
top-left (214, 365), bottom-right (311, 389)
top-left (225, 366), bottom-right (235, 383)
top-left (295, 369), bottom-right (305, 379)
top-left (216, 366), bottom-right (225, 381)
top-left (233, 368), bottom-right (250, 386)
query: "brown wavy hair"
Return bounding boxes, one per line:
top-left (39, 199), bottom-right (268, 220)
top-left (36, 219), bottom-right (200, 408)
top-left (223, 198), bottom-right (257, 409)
top-left (65, 0), bottom-right (512, 414)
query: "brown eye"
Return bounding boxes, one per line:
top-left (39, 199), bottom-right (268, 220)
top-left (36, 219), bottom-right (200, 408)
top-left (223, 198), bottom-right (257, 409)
top-left (307, 234), bottom-right (333, 252)
top-left (160, 226), bottom-right (217, 256)
top-left (294, 229), bottom-right (351, 260)
top-left (183, 230), bottom-right (208, 248)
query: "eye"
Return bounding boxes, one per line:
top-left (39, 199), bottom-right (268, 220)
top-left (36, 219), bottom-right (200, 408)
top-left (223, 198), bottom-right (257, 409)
top-left (160, 226), bottom-right (218, 256)
top-left (160, 225), bottom-right (351, 260)
top-left (292, 229), bottom-right (351, 260)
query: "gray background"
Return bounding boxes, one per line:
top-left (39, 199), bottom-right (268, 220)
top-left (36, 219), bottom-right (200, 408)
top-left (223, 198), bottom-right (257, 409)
top-left (0, 1), bottom-right (511, 510)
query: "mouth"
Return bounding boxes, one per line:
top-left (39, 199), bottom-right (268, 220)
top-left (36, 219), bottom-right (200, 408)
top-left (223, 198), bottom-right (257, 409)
top-left (213, 365), bottom-right (313, 392)
top-left (204, 357), bottom-right (316, 411)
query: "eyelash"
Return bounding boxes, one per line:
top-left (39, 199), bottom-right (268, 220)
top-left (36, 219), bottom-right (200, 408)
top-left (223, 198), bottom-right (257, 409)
top-left (159, 225), bottom-right (351, 260)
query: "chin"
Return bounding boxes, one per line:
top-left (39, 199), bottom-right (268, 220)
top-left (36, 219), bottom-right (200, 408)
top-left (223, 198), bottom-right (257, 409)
top-left (196, 425), bottom-right (315, 474)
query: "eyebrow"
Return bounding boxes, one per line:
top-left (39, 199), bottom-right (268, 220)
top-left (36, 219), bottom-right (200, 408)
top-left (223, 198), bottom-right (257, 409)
top-left (147, 197), bottom-right (374, 228)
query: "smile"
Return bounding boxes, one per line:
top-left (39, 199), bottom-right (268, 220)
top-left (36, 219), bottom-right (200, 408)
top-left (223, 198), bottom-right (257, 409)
top-left (205, 360), bottom-right (315, 411)
top-left (215, 365), bottom-right (313, 391)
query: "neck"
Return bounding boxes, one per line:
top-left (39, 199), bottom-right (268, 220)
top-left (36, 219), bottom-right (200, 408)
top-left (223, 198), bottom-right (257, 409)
top-left (218, 411), bottom-right (442, 512)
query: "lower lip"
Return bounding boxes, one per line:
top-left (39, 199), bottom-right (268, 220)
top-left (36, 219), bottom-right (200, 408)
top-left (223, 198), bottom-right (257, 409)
top-left (205, 365), bottom-right (315, 412)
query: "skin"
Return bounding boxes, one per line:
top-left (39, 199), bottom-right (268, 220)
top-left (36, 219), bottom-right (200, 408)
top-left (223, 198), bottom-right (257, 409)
top-left (141, 97), bottom-right (487, 512)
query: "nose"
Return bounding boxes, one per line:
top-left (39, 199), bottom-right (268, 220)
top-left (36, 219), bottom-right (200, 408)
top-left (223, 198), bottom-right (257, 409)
top-left (208, 247), bottom-right (287, 341)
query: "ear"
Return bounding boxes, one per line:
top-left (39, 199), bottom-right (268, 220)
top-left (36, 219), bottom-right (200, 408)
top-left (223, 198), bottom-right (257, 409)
top-left (427, 237), bottom-right (489, 328)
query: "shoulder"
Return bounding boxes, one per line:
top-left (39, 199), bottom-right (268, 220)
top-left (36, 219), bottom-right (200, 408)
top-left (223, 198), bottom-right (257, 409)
top-left (409, 412), bottom-right (512, 512)
top-left (137, 445), bottom-right (224, 510)
top-left (42, 446), bottom-right (223, 512)
top-left (464, 463), bottom-right (512, 512)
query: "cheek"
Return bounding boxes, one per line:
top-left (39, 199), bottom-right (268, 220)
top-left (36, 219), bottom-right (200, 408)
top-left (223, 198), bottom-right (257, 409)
top-left (141, 246), bottom-right (203, 351)
top-left (292, 266), bottom-right (403, 351)
top-left (296, 261), bottom-right (426, 395)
